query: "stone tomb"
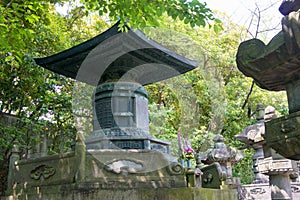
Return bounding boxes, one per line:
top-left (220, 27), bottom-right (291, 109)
top-left (33, 19), bottom-right (195, 165)
top-left (34, 21), bottom-right (199, 153)
top-left (4, 21), bottom-right (238, 199)
top-left (34, 20), bottom-right (199, 189)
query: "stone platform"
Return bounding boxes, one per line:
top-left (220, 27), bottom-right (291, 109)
top-left (3, 186), bottom-right (238, 200)
top-left (6, 149), bottom-right (185, 189)
top-left (3, 148), bottom-right (238, 200)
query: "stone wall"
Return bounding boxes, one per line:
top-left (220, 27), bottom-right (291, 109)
top-left (2, 186), bottom-right (237, 200)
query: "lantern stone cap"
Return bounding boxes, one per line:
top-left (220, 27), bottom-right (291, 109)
top-left (279, 0), bottom-right (300, 16)
top-left (236, 9), bottom-right (300, 91)
top-left (34, 21), bottom-right (199, 86)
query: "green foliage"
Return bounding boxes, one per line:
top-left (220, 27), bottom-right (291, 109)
top-left (233, 148), bottom-right (255, 184)
top-left (145, 13), bottom-right (288, 183)
top-left (0, 0), bottom-right (290, 186)
top-left (0, 0), bottom-right (109, 162)
top-left (81, 0), bottom-right (217, 30)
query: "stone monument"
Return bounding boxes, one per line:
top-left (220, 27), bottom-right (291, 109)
top-left (200, 134), bottom-right (242, 189)
top-left (236, 0), bottom-right (300, 161)
top-left (35, 21), bottom-right (199, 153)
top-left (236, 104), bottom-right (271, 184)
top-left (35, 20), bottom-right (199, 188)
top-left (3, 21), bottom-right (239, 199)
top-left (237, 104), bottom-right (300, 200)
top-left (236, 1), bottom-right (300, 199)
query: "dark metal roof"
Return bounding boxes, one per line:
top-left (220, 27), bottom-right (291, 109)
top-left (35, 21), bottom-right (199, 86)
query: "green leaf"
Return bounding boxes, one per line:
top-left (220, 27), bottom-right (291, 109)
top-left (184, 17), bottom-right (190, 24)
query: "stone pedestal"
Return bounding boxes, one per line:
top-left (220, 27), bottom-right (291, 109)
top-left (252, 148), bottom-right (269, 183)
top-left (5, 149), bottom-right (185, 192)
top-left (258, 155), bottom-right (294, 199)
top-left (3, 186), bottom-right (238, 200)
top-left (269, 175), bottom-right (292, 200)
top-left (238, 183), bottom-right (300, 200)
top-left (7, 141), bottom-right (19, 188)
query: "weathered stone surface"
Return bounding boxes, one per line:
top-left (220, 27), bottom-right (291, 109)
top-left (279, 0), bottom-right (300, 16)
top-left (239, 183), bottom-right (300, 200)
top-left (236, 10), bottom-right (300, 92)
top-left (9, 152), bottom-right (76, 188)
top-left (83, 149), bottom-right (185, 188)
top-left (265, 111), bottom-right (300, 160)
top-left (2, 186), bottom-right (238, 200)
top-left (3, 149), bottom-right (239, 199)
top-left (200, 162), bottom-right (225, 189)
top-left (6, 149), bottom-right (187, 194)
top-left (236, 3), bottom-right (300, 161)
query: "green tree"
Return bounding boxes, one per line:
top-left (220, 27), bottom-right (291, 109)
top-left (81, 0), bottom-right (218, 30)
top-left (0, 0), bottom-right (110, 194)
top-left (144, 12), bottom-right (288, 184)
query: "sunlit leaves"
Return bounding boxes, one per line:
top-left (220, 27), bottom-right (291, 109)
top-left (81, 0), bottom-right (216, 30)
top-left (0, 0), bottom-right (109, 162)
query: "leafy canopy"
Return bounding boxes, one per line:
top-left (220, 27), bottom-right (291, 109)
top-left (81, 0), bottom-right (217, 30)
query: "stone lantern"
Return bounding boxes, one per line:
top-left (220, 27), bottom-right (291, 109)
top-left (236, 104), bottom-right (269, 184)
top-left (201, 134), bottom-right (243, 187)
top-left (236, 1), bottom-right (300, 198)
top-left (236, 0), bottom-right (300, 160)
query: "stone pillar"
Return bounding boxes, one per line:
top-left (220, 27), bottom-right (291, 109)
top-left (75, 135), bottom-right (86, 182)
top-left (270, 174), bottom-right (292, 200)
top-left (260, 148), bottom-right (293, 200)
top-left (252, 148), bottom-right (268, 183)
top-left (236, 104), bottom-right (269, 184)
top-left (286, 79), bottom-right (300, 114)
top-left (74, 113), bottom-right (87, 182)
top-left (262, 105), bottom-right (294, 199)
top-left (40, 133), bottom-right (48, 157)
top-left (34, 133), bottom-right (41, 158)
top-left (7, 141), bottom-right (20, 187)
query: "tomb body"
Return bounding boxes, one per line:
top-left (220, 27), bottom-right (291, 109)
top-left (35, 21), bottom-right (199, 152)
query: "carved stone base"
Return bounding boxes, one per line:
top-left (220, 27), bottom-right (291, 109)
top-left (238, 183), bottom-right (300, 200)
top-left (7, 149), bottom-right (185, 195)
top-left (85, 133), bottom-right (170, 154)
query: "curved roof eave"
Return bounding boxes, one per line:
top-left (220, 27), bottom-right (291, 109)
top-left (34, 21), bottom-right (200, 85)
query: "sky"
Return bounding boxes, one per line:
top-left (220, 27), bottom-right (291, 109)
top-left (206, 0), bottom-right (283, 40)
top-left (206, 0), bottom-right (282, 22)
top-left (56, 0), bottom-right (284, 40)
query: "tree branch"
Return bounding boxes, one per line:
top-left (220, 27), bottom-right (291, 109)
top-left (254, 3), bottom-right (261, 38)
top-left (6, 0), bottom-right (14, 9)
top-left (242, 80), bottom-right (255, 110)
